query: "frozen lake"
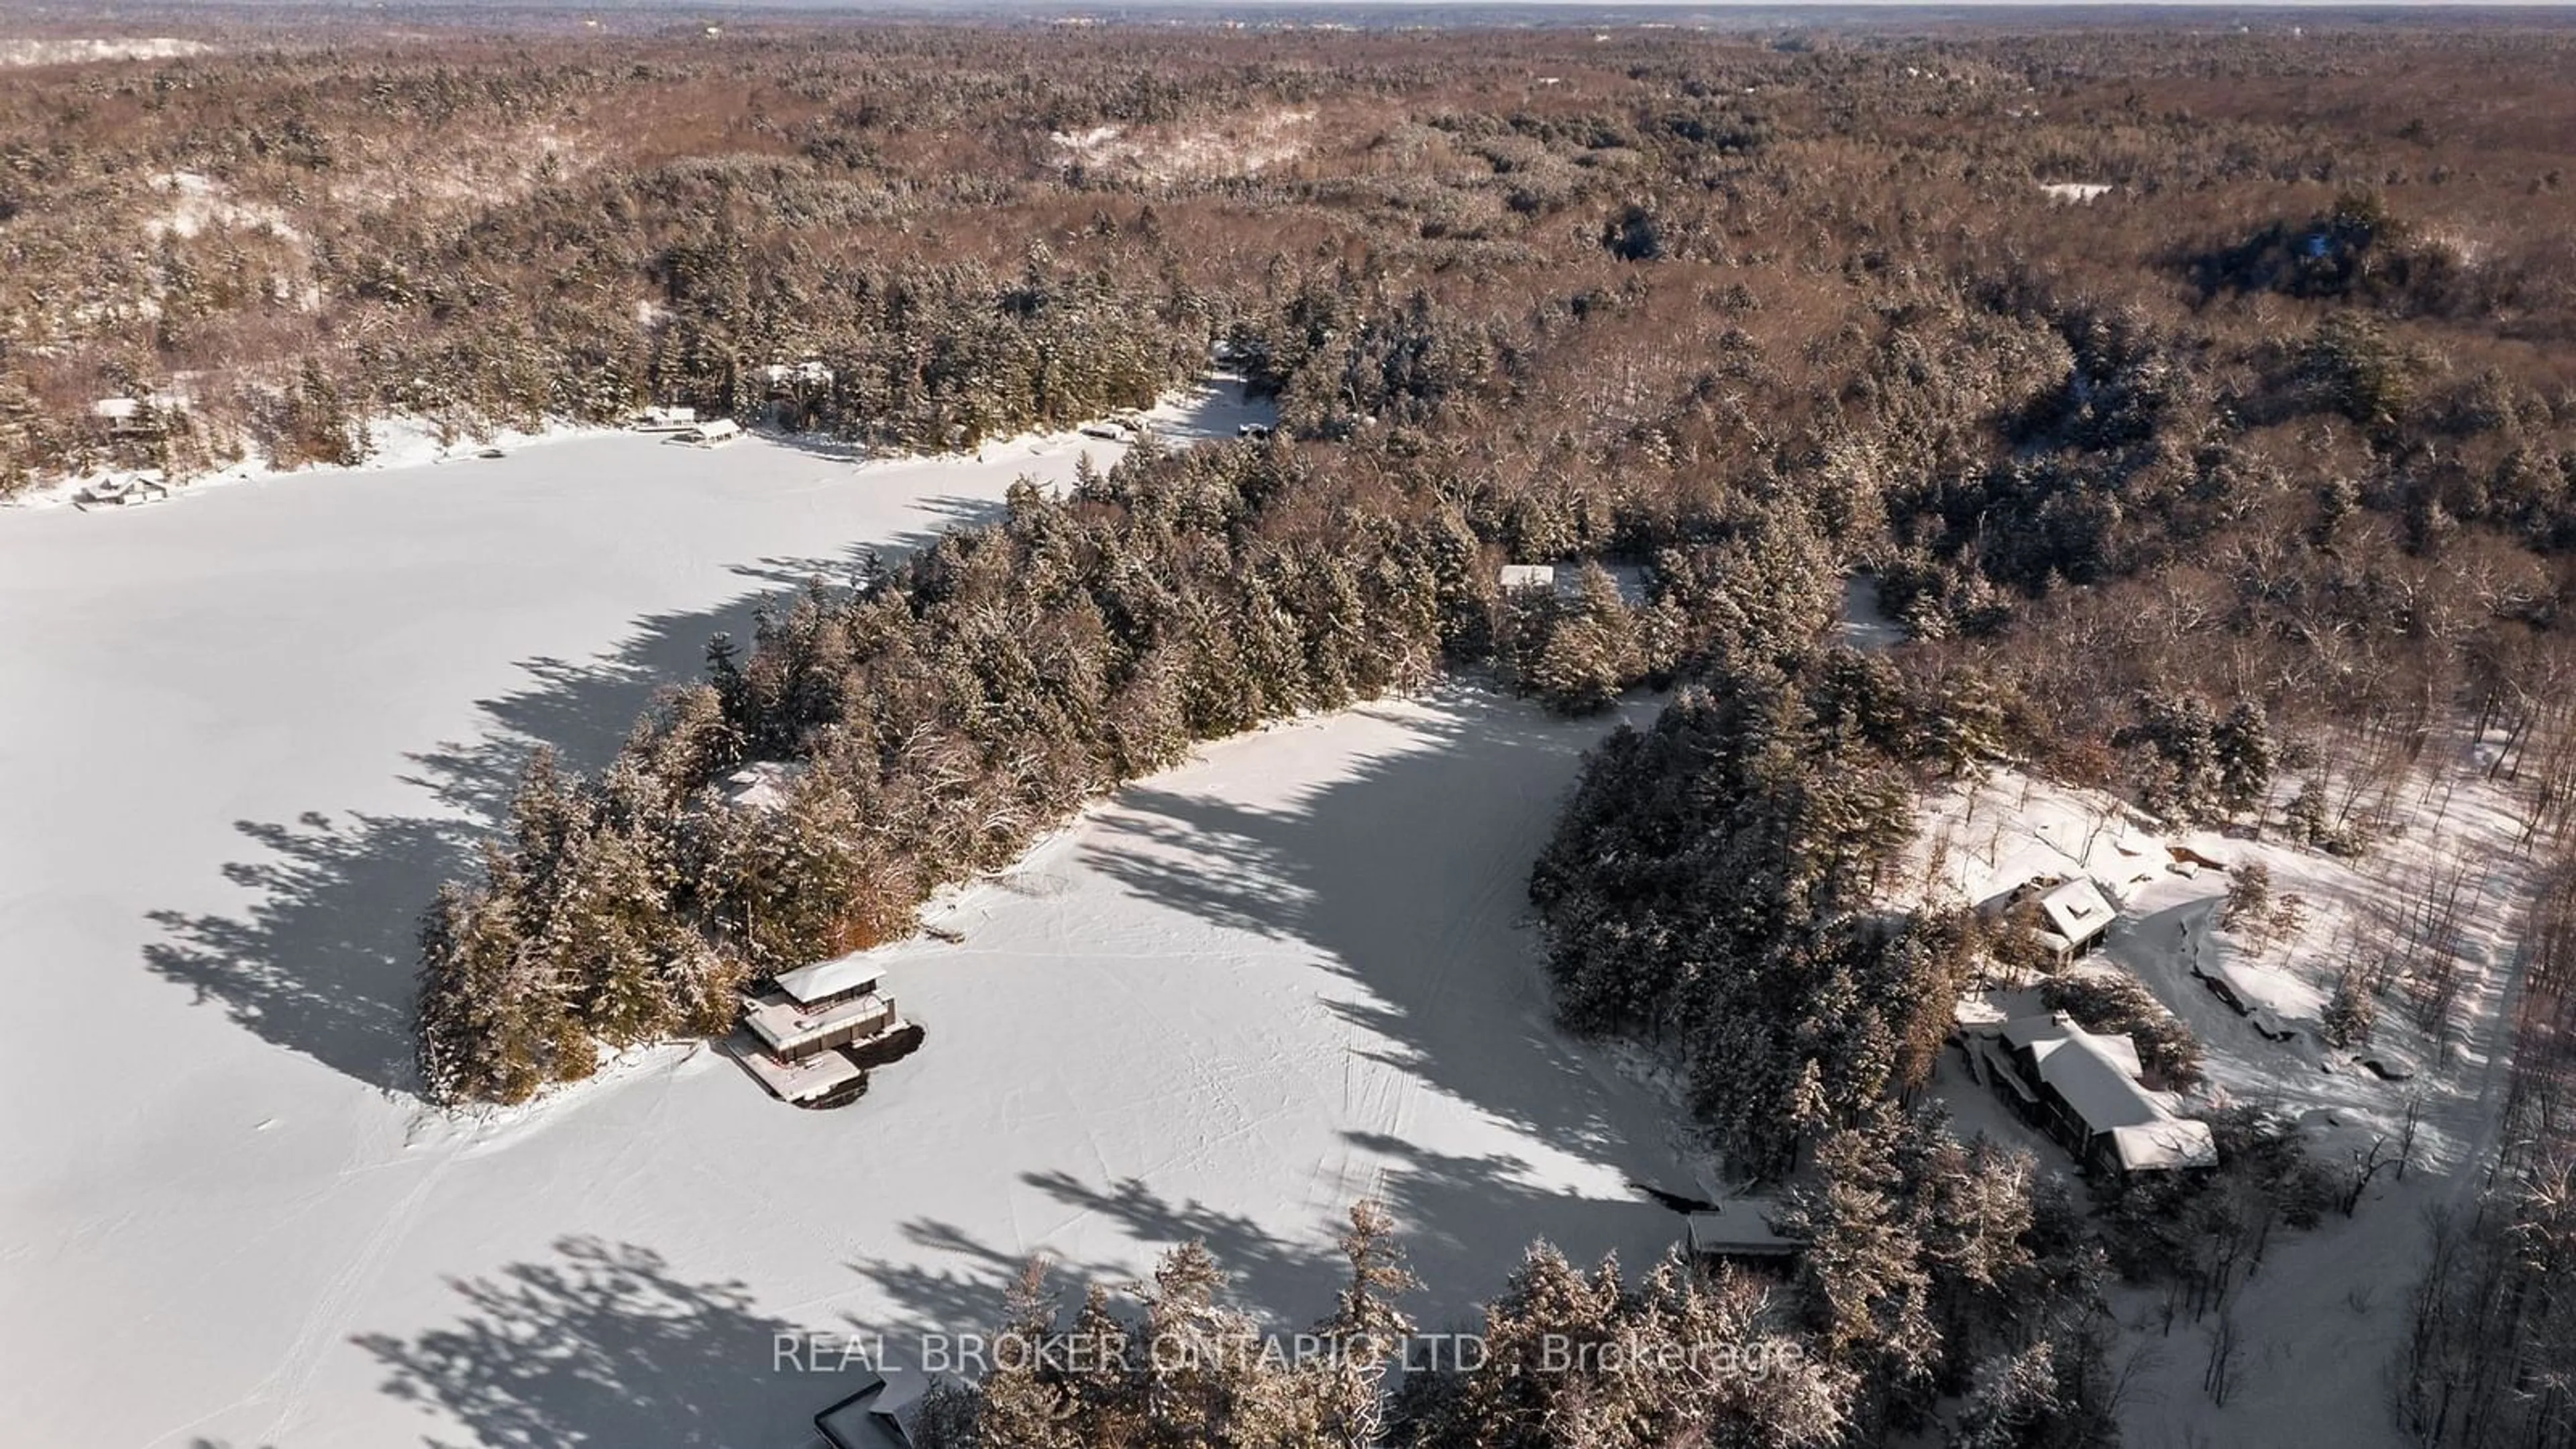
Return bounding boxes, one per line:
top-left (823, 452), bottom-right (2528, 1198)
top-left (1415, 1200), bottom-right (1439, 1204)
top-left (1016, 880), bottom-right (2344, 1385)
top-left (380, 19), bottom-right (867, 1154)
top-left (0, 392), bottom-right (1691, 1447)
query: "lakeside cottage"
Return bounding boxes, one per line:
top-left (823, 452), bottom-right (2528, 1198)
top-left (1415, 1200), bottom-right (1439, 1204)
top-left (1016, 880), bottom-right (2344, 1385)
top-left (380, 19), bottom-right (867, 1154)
top-left (1965, 1011), bottom-right (2218, 1178)
top-left (671, 419), bottom-right (741, 446)
top-left (761, 359), bottom-right (835, 390)
top-left (90, 392), bottom-right (191, 439)
top-left (735, 955), bottom-right (910, 1106)
top-left (1681, 1197), bottom-right (1805, 1267)
top-left (74, 474), bottom-right (172, 508)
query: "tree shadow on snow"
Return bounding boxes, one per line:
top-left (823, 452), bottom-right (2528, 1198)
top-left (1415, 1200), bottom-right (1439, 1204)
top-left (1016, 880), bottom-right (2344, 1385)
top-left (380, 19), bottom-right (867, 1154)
top-left (842, 1199), bottom-right (1332, 1356)
top-left (841, 1134), bottom-right (1680, 1356)
top-left (138, 521), bottom-right (965, 1095)
top-left (833, 692), bottom-right (1693, 1328)
top-left (1010, 1152), bottom-right (1670, 1332)
top-left (352, 1236), bottom-right (822, 1448)
top-left (1014, 1170), bottom-right (1335, 1319)
top-left (1338, 1129), bottom-right (1680, 1332)
top-left (144, 812), bottom-right (479, 1093)
top-left (1074, 691), bottom-right (1663, 1165)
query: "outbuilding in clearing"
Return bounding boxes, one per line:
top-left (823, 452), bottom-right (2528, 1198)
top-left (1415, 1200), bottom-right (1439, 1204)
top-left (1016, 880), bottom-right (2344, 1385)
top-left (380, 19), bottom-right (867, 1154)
top-left (1681, 1197), bottom-right (1805, 1266)
top-left (1495, 560), bottom-right (1650, 604)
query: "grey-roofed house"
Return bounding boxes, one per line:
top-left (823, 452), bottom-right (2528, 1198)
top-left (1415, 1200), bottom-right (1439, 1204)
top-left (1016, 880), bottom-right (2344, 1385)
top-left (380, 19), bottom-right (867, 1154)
top-left (1974, 1012), bottom-right (2217, 1177)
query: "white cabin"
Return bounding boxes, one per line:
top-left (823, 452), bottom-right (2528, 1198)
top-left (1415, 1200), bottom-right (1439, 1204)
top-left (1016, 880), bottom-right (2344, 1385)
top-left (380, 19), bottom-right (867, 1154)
top-left (670, 419), bottom-right (741, 446)
top-left (74, 474), bottom-right (172, 508)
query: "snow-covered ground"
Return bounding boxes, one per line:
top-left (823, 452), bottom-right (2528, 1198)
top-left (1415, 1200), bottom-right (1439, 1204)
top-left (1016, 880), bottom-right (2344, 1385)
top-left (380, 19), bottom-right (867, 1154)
top-left (1839, 573), bottom-right (1906, 653)
top-left (0, 36), bottom-right (215, 66)
top-left (5, 374), bottom-right (1256, 514)
top-left (1903, 754), bottom-right (2536, 1448)
top-left (2038, 180), bottom-right (2113, 203)
top-left (0, 380), bottom-right (1696, 1447)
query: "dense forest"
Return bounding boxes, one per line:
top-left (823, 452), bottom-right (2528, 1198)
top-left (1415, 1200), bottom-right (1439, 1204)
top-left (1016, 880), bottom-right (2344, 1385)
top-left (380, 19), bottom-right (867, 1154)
top-left (13, 15), bottom-right (2576, 1446)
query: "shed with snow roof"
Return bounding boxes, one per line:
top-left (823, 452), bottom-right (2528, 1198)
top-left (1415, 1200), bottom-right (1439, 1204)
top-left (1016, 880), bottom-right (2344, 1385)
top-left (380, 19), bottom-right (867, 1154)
top-left (1496, 561), bottom-right (1650, 604)
top-left (1682, 1198), bottom-right (1805, 1266)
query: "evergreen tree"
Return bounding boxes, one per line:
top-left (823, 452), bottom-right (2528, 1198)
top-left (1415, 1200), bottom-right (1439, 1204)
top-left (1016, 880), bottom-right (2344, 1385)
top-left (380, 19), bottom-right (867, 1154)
top-left (1312, 1200), bottom-right (1419, 1449)
top-left (2212, 700), bottom-right (2277, 819)
top-left (415, 859), bottom-right (557, 1104)
top-left (1783, 1108), bottom-right (1939, 1392)
top-left (1927, 667), bottom-right (2010, 777)
top-left (1949, 1342), bottom-right (2062, 1449)
top-left (976, 1262), bottom-right (1085, 1449)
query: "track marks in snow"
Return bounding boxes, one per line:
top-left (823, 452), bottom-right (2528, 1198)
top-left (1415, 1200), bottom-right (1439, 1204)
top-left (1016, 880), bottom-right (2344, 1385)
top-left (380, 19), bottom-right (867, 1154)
top-left (164, 1107), bottom-right (506, 1446)
top-left (246, 1130), bottom-right (467, 1444)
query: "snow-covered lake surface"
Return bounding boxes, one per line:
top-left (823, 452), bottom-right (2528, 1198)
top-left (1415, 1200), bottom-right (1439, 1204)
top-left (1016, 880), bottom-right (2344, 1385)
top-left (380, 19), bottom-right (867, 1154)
top-left (0, 384), bottom-right (1692, 1447)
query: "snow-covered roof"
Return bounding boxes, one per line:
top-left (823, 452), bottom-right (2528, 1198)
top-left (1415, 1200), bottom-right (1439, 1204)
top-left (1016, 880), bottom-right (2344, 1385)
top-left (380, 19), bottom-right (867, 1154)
top-left (2004, 1013), bottom-right (2214, 1171)
top-left (762, 360), bottom-right (835, 386)
top-left (2037, 877), bottom-right (2116, 945)
top-left (2108, 1119), bottom-right (2218, 1173)
top-left (77, 474), bottom-right (171, 505)
top-left (90, 394), bottom-right (187, 421)
top-left (1976, 854), bottom-right (2074, 913)
top-left (1683, 1200), bottom-right (1801, 1257)
top-left (1497, 561), bottom-right (1650, 603)
top-left (737, 1037), bottom-right (866, 1103)
top-left (745, 989), bottom-right (894, 1057)
top-left (2008, 1014), bottom-right (2147, 1089)
top-left (718, 761), bottom-right (802, 814)
top-left (773, 952), bottom-right (886, 1008)
top-left (2031, 1032), bottom-right (2159, 1130)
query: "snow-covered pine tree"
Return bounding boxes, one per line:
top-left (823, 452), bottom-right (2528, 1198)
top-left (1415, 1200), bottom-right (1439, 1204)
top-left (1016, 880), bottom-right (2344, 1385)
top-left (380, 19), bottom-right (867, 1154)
top-left (2214, 700), bottom-right (2278, 820)
top-left (1309, 1200), bottom-right (1418, 1449)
